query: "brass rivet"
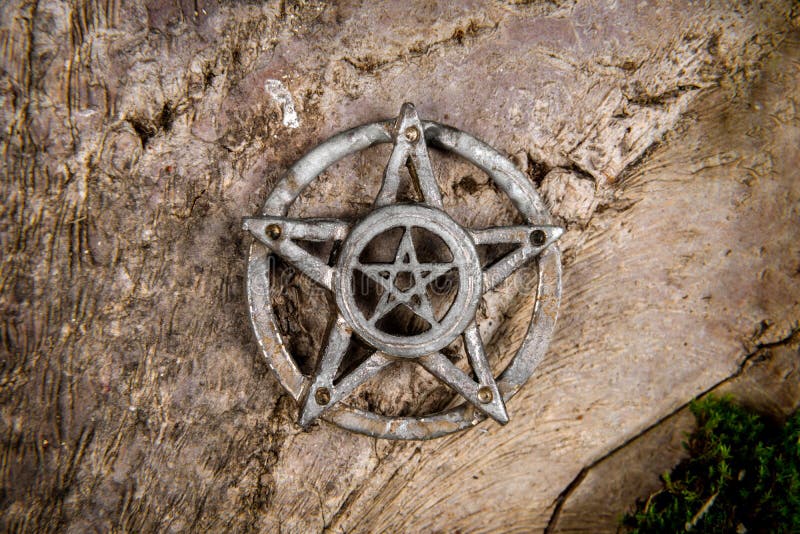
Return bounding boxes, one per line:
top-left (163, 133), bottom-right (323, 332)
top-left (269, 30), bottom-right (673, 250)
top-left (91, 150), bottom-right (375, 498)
top-left (477, 386), bottom-right (493, 404)
top-left (265, 223), bottom-right (282, 240)
top-left (315, 387), bottom-right (331, 405)
top-left (404, 126), bottom-right (420, 143)
top-left (530, 229), bottom-right (547, 247)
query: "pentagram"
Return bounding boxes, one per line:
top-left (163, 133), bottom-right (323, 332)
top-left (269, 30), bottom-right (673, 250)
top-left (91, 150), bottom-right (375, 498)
top-left (243, 103), bottom-right (564, 439)
top-left (335, 203), bottom-right (482, 359)
top-left (360, 226), bottom-right (450, 328)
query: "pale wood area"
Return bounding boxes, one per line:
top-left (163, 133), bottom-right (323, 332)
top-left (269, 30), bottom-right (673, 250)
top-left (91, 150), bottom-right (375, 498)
top-left (1, 1), bottom-right (798, 532)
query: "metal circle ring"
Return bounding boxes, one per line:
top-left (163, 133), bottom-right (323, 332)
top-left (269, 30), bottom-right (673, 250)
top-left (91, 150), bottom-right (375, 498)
top-left (335, 204), bottom-right (482, 358)
top-left (246, 117), bottom-right (562, 440)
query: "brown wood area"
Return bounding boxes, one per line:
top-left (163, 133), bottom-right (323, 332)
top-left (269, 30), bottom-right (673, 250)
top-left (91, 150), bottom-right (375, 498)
top-left (1, 1), bottom-right (798, 532)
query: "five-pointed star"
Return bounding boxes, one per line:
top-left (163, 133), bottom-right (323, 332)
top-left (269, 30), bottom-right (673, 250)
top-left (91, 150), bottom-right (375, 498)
top-left (243, 103), bottom-right (563, 428)
top-left (357, 228), bottom-right (453, 328)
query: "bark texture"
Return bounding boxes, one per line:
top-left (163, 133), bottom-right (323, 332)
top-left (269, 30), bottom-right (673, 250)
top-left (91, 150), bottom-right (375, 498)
top-left (1, 1), bottom-right (799, 532)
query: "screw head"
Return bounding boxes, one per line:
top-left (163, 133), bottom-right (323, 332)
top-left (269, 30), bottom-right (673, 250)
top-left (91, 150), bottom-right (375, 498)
top-left (404, 126), bottom-right (420, 143)
top-left (477, 386), bottom-right (493, 404)
top-left (315, 387), bottom-right (331, 405)
top-left (530, 229), bottom-right (547, 247)
top-left (265, 223), bottom-right (282, 240)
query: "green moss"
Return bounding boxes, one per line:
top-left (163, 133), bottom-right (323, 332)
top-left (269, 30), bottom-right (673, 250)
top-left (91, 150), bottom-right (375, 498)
top-left (622, 397), bottom-right (800, 533)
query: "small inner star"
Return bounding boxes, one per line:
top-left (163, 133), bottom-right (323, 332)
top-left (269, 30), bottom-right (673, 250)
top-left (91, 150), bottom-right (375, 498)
top-left (357, 226), bottom-right (453, 328)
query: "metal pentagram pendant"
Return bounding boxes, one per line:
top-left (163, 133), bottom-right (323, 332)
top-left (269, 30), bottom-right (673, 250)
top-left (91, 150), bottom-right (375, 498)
top-left (244, 103), bottom-right (563, 440)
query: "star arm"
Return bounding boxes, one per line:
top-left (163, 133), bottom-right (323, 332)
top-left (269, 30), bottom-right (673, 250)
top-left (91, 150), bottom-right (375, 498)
top-left (243, 216), bottom-right (350, 291)
top-left (375, 102), bottom-right (444, 208)
top-left (462, 322), bottom-right (507, 422)
top-left (417, 263), bottom-right (455, 283)
top-left (408, 291), bottom-right (439, 326)
top-left (356, 264), bottom-right (395, 292)
top-left (396, 227), bottom-right (418, 264)
top-left (418, 351), bottom-right (509, 424)
top-left (300, 317), bottom-right (394, 427)
top-left (331, 352), bottom-right (393, 405)
top-left (299, 316), bottom-right (351, 427)
top-left (469, 224), bottom-right (564, 292)
top-left (368, 290), bottom-right (397, 325)
top-left (374, 137), bottom-right (407, 208)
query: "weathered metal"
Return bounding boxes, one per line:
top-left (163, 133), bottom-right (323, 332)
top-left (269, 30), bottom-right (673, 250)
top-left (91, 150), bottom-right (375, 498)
top-left (244, 103), bottom-right (563, 439)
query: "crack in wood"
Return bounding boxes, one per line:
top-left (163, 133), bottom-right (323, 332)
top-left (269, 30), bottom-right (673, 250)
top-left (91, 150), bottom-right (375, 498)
top-left (340, 19), bottom-right (499, 74)
top-left (544, 326), bottom-right (800, 533)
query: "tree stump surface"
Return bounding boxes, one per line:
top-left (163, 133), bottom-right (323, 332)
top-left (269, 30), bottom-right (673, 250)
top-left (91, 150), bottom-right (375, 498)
top-left (1, 1), bottom-right (798, 532)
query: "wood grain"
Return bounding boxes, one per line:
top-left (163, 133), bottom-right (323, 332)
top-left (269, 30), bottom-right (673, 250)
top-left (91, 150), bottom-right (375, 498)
top-left (1, 1), bottom-right (798, 532)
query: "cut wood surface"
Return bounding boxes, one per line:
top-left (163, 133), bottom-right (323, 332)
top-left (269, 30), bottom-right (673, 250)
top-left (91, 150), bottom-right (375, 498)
top-left (1, 1), bottom-right (798, 532)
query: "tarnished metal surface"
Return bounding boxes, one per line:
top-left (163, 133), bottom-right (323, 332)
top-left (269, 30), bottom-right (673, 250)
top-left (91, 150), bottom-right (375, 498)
top-left (245, 103), bottom-right (563, 439)
top-left (334, 203), bottom-right (482, 358)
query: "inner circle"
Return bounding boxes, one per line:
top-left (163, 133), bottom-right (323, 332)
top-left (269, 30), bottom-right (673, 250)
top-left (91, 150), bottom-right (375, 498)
top-left (335, 204), bottom-right (482, 358)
